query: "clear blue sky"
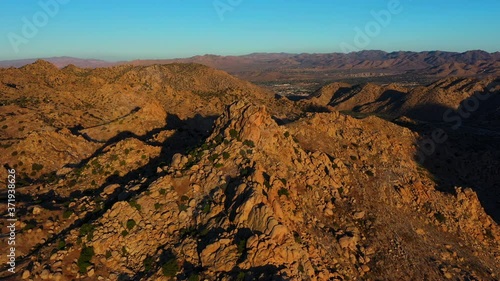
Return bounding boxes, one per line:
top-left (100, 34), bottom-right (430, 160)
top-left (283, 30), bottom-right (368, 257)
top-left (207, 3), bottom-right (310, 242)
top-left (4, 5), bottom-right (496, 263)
top-left (0, 0), bottom-right (498, 61)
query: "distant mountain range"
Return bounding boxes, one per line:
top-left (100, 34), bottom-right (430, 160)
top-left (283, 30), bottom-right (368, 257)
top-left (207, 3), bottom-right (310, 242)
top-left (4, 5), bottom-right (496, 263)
top-left (1, 50), bottom-right (499, 82)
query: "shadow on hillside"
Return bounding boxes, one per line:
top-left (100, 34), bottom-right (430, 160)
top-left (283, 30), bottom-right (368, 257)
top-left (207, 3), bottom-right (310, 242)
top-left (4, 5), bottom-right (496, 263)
top-left (400, 81), bottom-right (500, 223)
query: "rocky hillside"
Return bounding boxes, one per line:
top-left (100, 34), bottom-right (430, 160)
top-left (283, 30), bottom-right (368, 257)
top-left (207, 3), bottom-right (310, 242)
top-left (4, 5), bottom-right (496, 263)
top-left (0, 63), bottom-right (499, 280)
top-left (306, 77), bottom-right (500, 122)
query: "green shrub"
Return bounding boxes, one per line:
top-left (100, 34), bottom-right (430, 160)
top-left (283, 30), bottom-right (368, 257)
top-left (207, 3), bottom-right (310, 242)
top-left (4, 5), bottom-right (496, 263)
top-left (188, 274), bottom-right (200, 281)
top-left (284, 131), bottom-right (290, 138)
top-left (57, 240), bottom-right (66, 250)
top-left (143, 256), bottom-right (154, 272)
top-left (222, 151), bottom-right (230, 160)
top-left (434, 212), bottom-right (446, 223)
top-left (208, 153), bottom-right (219, 162)
top-left (77, 245), bottom-right (94, 274)
top-left (128, 200), bottom-right (142, 211)
top-left (178, 204), bottom-right (188, 212)
top-left (126, 219), bottom-right (136, 230)
top-left (202, 203), bottom-right (211, 214)
top-left (31, 163), bottom-right (44, 172)
top-left (63, 210), bottom-right (73, 219)
top-left (161, 257), bottom-right (179, 277)
top-left (154, 203), bottom-right (161, 210)
top-left (243, 140), bottom-right (255, 148)
top-left (236, 271), bottom-right (246, 281)
top-left (237, 239), bottom-right (247, 254)
top-left (278, 188), bottom-right (290, 198)
top-left (229, 129), bottom-right (239, 139)
top-left (121, 230), bottom-right (128, 237)
top-left (79, 224), bottom-right (95, 239)
top-left (159, 188), bottom-right (167, 195)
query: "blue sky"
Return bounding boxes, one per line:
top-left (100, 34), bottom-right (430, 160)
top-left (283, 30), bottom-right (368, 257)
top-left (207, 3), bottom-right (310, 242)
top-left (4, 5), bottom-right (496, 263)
top-left (0, 0), bottom-right (498, 61)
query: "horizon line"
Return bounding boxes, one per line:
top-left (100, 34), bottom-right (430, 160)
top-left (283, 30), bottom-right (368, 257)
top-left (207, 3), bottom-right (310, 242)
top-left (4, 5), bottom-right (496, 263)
top-left (0, 49), bottom-right (499, 63)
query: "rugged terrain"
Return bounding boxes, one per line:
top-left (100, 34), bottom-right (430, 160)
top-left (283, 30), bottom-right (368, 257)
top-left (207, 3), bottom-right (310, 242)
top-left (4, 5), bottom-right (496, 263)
top-left (2, 50), bottom-right (499, 86)
top-left (0, 61), bottom-right (499, 280)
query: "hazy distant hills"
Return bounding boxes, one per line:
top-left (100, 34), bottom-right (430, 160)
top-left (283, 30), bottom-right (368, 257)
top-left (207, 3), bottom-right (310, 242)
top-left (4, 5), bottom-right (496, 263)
top-left (0, 56), bottom-right (112, 69)
top-left (2, 50), bottom-right (499, 82)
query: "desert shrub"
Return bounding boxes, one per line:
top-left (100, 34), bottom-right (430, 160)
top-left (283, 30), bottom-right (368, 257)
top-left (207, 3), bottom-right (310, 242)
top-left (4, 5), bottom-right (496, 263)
top-left (143, 256), bottom-right (154, 271)
top-left (31, 163), bottom-right (44, 172)
top-left (161, 257), bottom-right (179, 277)
top-left (229, 129), bottom-right (239, 139)
top-left (243, 140), bottom-right (255, 147)
top-left (202, 202), bottom-right (211, 214)
top-left (128, 200), bottom-right (142, 211)
top-left (237, 239), bottom-right (247, 254)
top-left (63, 210), bottom-right (73, 219)
top-left (208, 153), bottom-right (219, 162)
top-left (79, 224), bottom-right (95, 238)
top-left (126, 219), bottom-right (136, 230)
top-left (434, 212), bottom-right (446, 223)
top-left (77, 245), bottom-right (94, 273)
top-left (278, 188), bottom-right (290, 198)
top-left (178, 203), bottom-right (188, 212)
top-left (57, 240), bottom-right (66, 250)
